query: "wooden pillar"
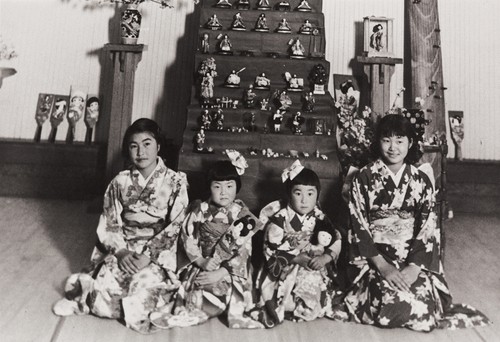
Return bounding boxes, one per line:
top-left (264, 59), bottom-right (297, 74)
top-left (103, 43), bottom-right (144, 183)
top-left (357, 56), bottom-right (403, 121)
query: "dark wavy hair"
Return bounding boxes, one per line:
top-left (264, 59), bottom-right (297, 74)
top-left (370, 114), bottom-right (422, 164)
top-left (121, 118), bottom-right (165, 161)
top-left (207, 160), bottom-right (241, 193)
top-left (285, 167), bottom-right (321, 198)
top-left (310, 218), bottom-right (336, 248)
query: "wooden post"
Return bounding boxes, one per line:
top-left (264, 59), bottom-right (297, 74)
top-left (357, 56), bottom-right (403, 121)
top-left (103, 43), bottom-right (144, 183)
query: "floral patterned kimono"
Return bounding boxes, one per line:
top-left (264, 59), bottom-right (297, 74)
top-left (149, 199), bottom-right (264, 329)
top-left (252, 200), bottom-right (342, 328)
top-left (53, 158), bottom-right (189, 334)
top-left (342, 159), bottom-right (490, 331)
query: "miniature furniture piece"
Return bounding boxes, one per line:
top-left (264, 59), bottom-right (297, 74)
top-left (178, 0), bottom-right (341, 216)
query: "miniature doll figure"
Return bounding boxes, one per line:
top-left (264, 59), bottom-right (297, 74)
top-left (235, 0), bottom-right (250, 10)
top-left (194, 127), bottom-right (206, 152)
top-left (285, 72), bottom-right (303, 91)
top-left (84, 97), bottom-right (99, 144)
top-left (260, 97), bottom-right (269, 110)
top-left (296, 0), bottom-right (312, 12)
top-left (257, 0), bottom-right (271, 10)
top-left (215, 108), bottom-right (225, 130)
top-left (292, 111), bottom-right (305, 134)
top-left (218, 34), bottom-right (233, 55)
top-left (254, 13), bottom-right (269, 32)
top-left (450, 113), bottom-right (464, 160)
top-left (231, 12), bottom-right (246, 31)
top-left (200, 33), bottom-right (210, 53)
top-left (272, 110), bottom-right (284, 133)
top-left (243, 84), bottom-right (257, 108)
top-left (225, 69), bottom-right (242, 88)
top-left (275, 90), bottom-right (292, 111)
top-left (314, 118), bottom-right (325, 135)
top-left (289, 38), bottom-right (306, 58)
top-left (34, 93), bottom-right (54, 142)
top-left (302, 91), bottom-right (315, 112)
top-left (299, 19), bottom-right (314, 34)
top-left (370, 24), bottom-right (384, 51)
top-left (276, 18), bottom-right (292, 33)
top-left (249, 112), bottom-right (257, 132)
top-left (48, 97), bottom-right (68, 143)
top-left (254, 72), bottom-right (271, 89)
top-left (206, 14), bottom-right (222, 30)
top-left (215, 0), bottom-right (232, 9)
top-left (200, 109), bottom-right (212, 130)
top-left (276, 1), bottom-right (291, 11)
top-left (200, 72), bottom-right (215, 107)
top-left (66, 90), bottom-right (86, 144)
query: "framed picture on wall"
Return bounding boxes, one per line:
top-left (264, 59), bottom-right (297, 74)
top-left (363, 16), bottom-right (394, 57)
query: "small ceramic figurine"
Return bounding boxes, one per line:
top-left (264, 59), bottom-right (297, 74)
top-left (215, 0), bottom-right (232, 9)
top-left (194, 127), bottom-right (206, 152)
top-left (217, 34), bottom-right (233, 54)
top-left (302, 91), bottom-right (315, 112)
top-left (84, 96), bottom-right (99, 144)
top-left (48, 96), bottom-right (68, 143)
top-left (299, 19), bottom-right (314, 34)
top-left (276, 1), bottom-right (291, 11)
top-left (254, 13), bottom-right (269, 32)
top-left (259, 98), bottom-right (269, 110)
top-left (215, 108), bottom-right (224, 130)
top-left (254, 72), bottom-right (271, 89)
top-left (292, 111), bottom-right (305, 134)
top-left (200, 72), bottom-right (215, 107)
top-left (66, 90), bottom-right (86, 144)
top-left (225, 68), bottom-right (245, 88)
top-left (200, 33), bottom-right (210, 53)
top-left (243, 84), bottom-right (257, 108)
top-left (257, 0), bottom-right (271, 10)
top-left (235, 0), bottom-right (250, 10)
top-left (276, 90), bottom-right (292, 111)
top-left (200, 109), bottom-right (212, 130)
top-left (296, 0), bottom-right (312, 12)
top-left (272, 110), bottom-right (284, 133)
top-left (276, 18), bottom-right (292, 33)
top-left (249, 112), bottom-right (257, 132)
top-left (205, 14), bottom-right (222, 30)
top-left (230, 12), bottom-right (246, 31)
top-left (285, 72), bottom-right (303, 91)
top-left (289, 37), bottom-right (306, 58)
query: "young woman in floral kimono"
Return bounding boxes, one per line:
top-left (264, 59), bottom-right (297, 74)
top-left (53, 118), bottom-right (189, 334)
top-left (342, 114), bottom-right (490, 331)
top-left (149, 150), bottom-right (263, 329)
top-left (251, 160), bottom-right (342, 328)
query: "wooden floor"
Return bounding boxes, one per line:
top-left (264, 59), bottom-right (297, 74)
top-left (0, 196), bottom-right (498, 342)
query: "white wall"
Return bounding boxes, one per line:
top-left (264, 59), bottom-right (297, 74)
top-left (0, 0), bottom-right (499, 160)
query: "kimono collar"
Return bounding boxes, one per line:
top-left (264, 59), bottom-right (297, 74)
top-left (207, 199), bottom-right (243, 218)
top-left (378, 159), bottom-right (407, 186)
top-left (131, 157), bottom-right (165, 187)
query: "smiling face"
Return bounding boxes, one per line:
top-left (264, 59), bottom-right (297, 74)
top-left (289, 184), bottom-right (318, 215)
top-left (128, 132), bottom-right (159, 178)
top-left (380, 135), bottom-right (410, 173)
top-left (210, 180), bottom-right (237, 208)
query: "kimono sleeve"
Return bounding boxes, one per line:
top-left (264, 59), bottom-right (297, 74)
top-left (405, 171), bottom-right (440, 272)
top-left (348, 171), bottom-right (380, 262)
top-left (179, 200), bottom-right (205, 266)
top-left (92, 178), bottom-right (127, 259)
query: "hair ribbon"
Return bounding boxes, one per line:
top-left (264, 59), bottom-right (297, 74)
top-left (225, 149), bottom-right (248, 175)
top-left (281, 159), bottom-right (304, 183)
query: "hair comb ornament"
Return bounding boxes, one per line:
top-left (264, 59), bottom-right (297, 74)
top-left (281, 159), bottom-right (304, 183)
top-left (225, 149), bottom-right (248, 175)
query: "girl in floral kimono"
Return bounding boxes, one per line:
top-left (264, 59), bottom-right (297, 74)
top-left (53, 118), bottom-right (189, 334)
top-left (149, 150), bottom-right (263, 329)
top-left (342, 114), bottom-right (490, 331)
top-left (251, 160), bottom-right (342, 328)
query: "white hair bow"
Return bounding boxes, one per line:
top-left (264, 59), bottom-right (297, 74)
top-left (225, 149), bottom-right (248, 175)
top-left (281, 159), bottom-right (304, 183)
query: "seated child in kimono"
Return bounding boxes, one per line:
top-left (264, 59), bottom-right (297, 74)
top-left (52, 118), bottom-right (189, 334)
top-left (251, 160), bottom-right (342, 328)
top-left (149, 150), bottom-right (264, 329)
top-left (340, 114), bottom-right (490, 331)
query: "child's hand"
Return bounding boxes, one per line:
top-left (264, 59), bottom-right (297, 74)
top-left (195, 268), bottom-right (229, 288)
top-left (116, 249), bottom-right (139, 275)
top-left (292, 253), bottom-right (312, 269)
top-left (194, 257), bottom-right (219, 271)
top-left (401, 264), bottom-right (421, 286)
top-left (308, 254), bottom-right (333, 270)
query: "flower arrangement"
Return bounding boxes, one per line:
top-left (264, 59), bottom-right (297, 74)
top-left (308, 64), bottom-right (327, 85)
